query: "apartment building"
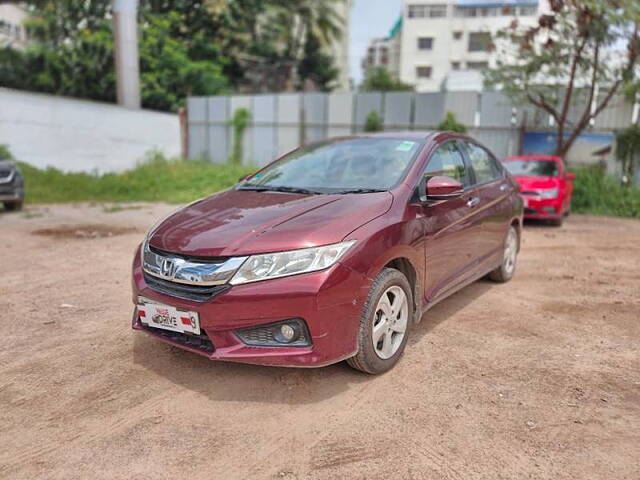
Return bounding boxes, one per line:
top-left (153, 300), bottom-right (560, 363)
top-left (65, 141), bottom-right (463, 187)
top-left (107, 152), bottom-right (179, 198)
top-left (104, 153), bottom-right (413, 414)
top-left (0, 2), bottom-right (28, 49)
top-left (397, 0), bottom-right (548, 92)
top-left (362, 18), bottom-right (402, 79)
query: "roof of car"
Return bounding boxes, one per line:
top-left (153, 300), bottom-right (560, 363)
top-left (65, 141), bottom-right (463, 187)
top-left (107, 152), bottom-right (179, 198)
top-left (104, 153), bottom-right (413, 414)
top-left (355, 131), bottom-right (439, 140)
top-left (504, 154), bottom-right (562, 162)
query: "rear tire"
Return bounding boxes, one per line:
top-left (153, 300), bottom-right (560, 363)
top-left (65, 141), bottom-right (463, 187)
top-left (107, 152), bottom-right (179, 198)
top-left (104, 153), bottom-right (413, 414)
top-left (488, 226), bottom-right (518, 283)
top-left (3, 201), bottom-right (22, 211)
top-left (347, 268), bottom-right (413, 374)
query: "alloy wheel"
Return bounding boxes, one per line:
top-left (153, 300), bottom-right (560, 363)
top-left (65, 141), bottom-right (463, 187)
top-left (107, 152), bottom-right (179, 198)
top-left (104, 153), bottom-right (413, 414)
top-left (372, 285), bottom-right (409, 360)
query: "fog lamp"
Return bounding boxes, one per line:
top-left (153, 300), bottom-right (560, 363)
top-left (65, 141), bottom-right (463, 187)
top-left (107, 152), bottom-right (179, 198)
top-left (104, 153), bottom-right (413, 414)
top-left (234, 319), bottom-right (311, 347)
top-left (279, 324), bottom-right (296, 342)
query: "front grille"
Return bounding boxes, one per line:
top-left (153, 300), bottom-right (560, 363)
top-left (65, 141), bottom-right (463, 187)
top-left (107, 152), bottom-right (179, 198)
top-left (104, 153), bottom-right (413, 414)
top-left (143, 271), bottom-right (231, 302)
top-left (149, 244), bottom-right (227, 264)
top-left (144, 325), bottom-right (214, 352)
top-left (0, 170), bottom-right (10, 179)
top-left (521, 191), bottom-right (537, 196)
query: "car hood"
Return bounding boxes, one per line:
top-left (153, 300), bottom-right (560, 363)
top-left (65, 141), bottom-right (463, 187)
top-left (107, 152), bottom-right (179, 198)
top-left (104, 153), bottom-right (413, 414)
top-left (148, 189), bottom-right (394, 257)
top-left (514, 175), bottom-right (561, 192)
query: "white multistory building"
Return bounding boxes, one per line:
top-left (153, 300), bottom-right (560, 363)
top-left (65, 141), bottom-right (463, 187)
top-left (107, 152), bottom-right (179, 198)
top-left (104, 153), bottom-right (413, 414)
top-left (362, 18), bottom-right (402, 80)
top-left (368, 0), bottom-right (549, 92)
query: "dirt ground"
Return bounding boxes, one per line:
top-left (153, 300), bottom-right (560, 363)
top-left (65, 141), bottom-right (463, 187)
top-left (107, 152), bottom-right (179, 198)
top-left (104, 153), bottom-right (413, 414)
top-left (1, 203), bottom-right (639, 480)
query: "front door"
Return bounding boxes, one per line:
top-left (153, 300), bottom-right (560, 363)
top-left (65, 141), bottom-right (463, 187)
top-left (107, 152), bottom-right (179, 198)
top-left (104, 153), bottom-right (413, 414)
top-left (461, 141), bottom-right (513, 268)
top-left (419, 141), bottom-right (483, 303)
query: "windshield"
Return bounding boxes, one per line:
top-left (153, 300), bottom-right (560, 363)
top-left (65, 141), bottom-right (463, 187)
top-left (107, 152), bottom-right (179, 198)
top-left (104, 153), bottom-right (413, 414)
top-left (503, 159), bottom-right (559, 177)
top-left (239, 138), bottom-right (423, 194)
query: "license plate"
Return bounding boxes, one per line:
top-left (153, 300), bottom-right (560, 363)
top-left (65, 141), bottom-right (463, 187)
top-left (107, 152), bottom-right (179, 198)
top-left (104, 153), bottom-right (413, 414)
top-left (137, 297), bottom-right (200, 335)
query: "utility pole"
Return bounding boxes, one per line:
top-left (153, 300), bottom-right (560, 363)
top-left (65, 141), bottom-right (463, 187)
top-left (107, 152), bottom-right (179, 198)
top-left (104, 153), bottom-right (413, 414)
top-left (113, 0), bottom-right (141, 109)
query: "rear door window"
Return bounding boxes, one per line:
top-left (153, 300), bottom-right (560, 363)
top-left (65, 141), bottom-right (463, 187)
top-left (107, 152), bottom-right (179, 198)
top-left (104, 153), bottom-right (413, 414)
top-left (463, 142), bottom-right (502, 185)
top-left (424, 141), bottom-right (472, 187)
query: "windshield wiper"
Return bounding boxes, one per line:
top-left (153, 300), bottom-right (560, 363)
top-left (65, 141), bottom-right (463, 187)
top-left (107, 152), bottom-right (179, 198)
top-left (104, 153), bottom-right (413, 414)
top-left (334, 188), bottom-right (386, 194)
top-left (237, 184), bottom-right (320, 195)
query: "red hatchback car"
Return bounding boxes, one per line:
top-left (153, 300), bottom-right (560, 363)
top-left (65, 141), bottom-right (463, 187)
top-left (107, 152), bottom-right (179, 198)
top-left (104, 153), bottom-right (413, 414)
top-left (132, 132), bottom-right (523, 374)
top-left (502, 155), bottom-right (575, 226)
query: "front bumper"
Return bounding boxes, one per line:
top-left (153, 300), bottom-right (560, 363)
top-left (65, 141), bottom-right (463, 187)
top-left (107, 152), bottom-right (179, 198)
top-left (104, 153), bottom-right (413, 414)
top-left (522, 196), bottom-right (563, 219)
top-left (0, 171), bottom-right (24, 203)
top-left (131, 249), bottom-right (370, 367)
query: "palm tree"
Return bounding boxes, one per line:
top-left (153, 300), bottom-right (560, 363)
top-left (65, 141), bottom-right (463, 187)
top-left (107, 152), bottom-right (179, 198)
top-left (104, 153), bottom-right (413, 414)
top-left (256, 0), bottom-right (346, 91)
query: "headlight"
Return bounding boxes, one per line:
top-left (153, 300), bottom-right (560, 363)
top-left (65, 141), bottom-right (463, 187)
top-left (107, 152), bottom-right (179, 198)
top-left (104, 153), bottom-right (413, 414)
top-left (230, 240), bottom-right (356, 285)
top-left (537, 188), bottom-right (559, 199)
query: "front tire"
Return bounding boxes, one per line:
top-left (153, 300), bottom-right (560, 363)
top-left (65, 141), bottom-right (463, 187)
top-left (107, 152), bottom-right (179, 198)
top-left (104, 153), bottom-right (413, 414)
top-left (347, 268), bottom-right (413, 374)
top-left (3, 201), bottom-right (23, 211)
top-left (488, 225), bottom-right (519, 283)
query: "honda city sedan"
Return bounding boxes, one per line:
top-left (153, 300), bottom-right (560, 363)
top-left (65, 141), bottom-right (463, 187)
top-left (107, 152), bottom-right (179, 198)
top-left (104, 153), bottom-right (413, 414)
top-left (132, 132), bottom-right (523, 374)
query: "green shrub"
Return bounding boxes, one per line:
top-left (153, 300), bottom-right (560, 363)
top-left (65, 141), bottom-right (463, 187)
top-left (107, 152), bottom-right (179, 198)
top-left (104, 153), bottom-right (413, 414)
top-left (20, 153), bottom-right (255, 205)
top-left (571, 166), bottom-right (640, 218)
top-left (437, 112), bottom-right (467, 133)
top-left (230, 108), bottom-right (251, 164)
top-left (364, 110), bottom-right (383, 132)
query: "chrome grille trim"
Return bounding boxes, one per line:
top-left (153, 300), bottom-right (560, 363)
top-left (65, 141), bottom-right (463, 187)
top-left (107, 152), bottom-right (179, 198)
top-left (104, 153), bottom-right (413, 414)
top-left (142, 241), bottom-right (247, 286)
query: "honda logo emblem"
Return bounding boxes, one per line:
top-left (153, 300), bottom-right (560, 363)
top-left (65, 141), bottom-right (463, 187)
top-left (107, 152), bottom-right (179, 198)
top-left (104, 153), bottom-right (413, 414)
top-left (160, 258), bottom-right (177, 279)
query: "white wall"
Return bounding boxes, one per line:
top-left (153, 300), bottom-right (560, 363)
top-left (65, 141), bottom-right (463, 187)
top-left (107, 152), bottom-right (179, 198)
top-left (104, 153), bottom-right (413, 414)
top-left (0, 88), bottom-right (181, 172)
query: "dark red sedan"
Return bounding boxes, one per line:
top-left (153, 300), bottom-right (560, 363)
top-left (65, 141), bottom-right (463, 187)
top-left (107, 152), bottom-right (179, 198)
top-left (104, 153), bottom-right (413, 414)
top-left (132, 132), bottom-right (523, 374)
top-left (502, 155), bottom-right (575, 226)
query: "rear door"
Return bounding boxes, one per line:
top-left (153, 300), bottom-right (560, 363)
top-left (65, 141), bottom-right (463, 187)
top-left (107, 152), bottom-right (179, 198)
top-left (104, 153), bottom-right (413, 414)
top-left (419, 141), bottom-right (484, 302)
top-left (460, 141), bottom-right (513, 267)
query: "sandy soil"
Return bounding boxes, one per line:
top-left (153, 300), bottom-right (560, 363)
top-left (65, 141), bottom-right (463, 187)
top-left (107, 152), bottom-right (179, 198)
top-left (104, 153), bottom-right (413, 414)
top-left (1, 203), bottom-right (639, 480)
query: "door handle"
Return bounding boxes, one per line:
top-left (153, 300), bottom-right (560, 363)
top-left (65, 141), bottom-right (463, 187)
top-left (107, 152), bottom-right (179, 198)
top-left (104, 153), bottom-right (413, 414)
top-left (466, 197), bottom-right (480, 208)
top-left (500, 184), bottom-right (509, 192)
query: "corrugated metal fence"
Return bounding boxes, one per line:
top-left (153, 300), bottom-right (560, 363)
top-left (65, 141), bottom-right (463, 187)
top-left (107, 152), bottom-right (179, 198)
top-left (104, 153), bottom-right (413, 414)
top-left (187, 91), bottom-right (633, 166)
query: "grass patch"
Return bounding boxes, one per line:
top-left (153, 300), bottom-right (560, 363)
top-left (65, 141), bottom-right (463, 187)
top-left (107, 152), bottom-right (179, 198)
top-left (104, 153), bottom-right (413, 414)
top-left (572, 167), bottom-right (640, 218)
top-left (20, 154), bottom-right (256, 205)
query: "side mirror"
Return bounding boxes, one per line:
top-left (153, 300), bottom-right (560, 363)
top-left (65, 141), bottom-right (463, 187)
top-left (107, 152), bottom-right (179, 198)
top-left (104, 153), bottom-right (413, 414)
top-left (419, 175), bottom-right (464, 202)
top-left (566, 172), bottom-right (576, 181)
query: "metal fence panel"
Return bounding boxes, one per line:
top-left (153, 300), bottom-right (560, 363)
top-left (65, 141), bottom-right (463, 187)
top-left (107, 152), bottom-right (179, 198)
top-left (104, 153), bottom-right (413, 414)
top-left (444, 91), bottom-right (478, 126)
top-left (384, 92), bottom-right (413, 130)
top-left (595, 94), bottom-right (633, 129)
top-left (470, 128), bottom-right (519, 159)
top-left (327, 92), bottom-right (353, 137)
top-left (354, 92), bottom-right (383, 131)
top-left (414, 93), bottom-right (445, 128)
top-left (252, 95), bottom-right (277, 166)
top-left (303, 93), bottom-right (328, 143)
top-left (479, 92), bottom-right (514, 128)
top-left (187, 97), bottom-right (208, 159)
top-left (277, 94), bottom-right (301, 156)
top-left (207, 96), bottom-right (229, 163)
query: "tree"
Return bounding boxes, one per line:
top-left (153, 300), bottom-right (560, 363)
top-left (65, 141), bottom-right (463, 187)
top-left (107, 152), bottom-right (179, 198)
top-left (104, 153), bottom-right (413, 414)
top-left (485, 0), bottom-right (640, 159)
top-left (362, 67), bottom-right (413, 92)
top-left (245, 0), bottom-right (345, 91)
top-left (0, 2), bottom-right (229, 111)
top-left (297, 31), bottom-right (339, 91)
top-left (616, 124), bottom-right (640, 186)
top-left (437, 112), bottom-right (467, 133)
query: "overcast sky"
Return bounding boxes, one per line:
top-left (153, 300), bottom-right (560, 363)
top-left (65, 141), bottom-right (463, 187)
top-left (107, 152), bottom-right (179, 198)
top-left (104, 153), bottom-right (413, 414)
top-left (349, 0), bottom-right (402, 85)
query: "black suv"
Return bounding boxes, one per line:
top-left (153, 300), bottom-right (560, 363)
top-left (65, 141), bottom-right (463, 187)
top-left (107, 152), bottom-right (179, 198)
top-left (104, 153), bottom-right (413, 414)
top-left (0, 153), bottom-right (24, 211)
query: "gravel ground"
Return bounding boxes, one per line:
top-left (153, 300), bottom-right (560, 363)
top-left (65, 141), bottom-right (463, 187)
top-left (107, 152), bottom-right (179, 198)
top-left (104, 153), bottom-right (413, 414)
top-left (1, 203), bottom-right (639, 480)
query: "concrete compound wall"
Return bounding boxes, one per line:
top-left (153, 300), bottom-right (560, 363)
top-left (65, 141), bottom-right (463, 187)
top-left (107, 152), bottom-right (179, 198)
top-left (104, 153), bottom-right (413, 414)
top-left (0, 88), bottom-right (181, 172)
